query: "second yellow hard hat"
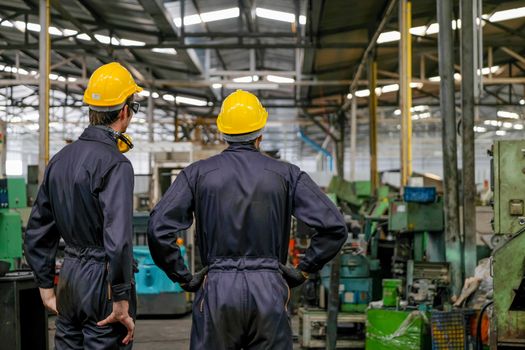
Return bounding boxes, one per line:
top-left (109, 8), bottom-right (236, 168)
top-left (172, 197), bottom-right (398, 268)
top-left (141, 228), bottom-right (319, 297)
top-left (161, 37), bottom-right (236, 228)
top-left (216, 90), bottom-right (268, 135)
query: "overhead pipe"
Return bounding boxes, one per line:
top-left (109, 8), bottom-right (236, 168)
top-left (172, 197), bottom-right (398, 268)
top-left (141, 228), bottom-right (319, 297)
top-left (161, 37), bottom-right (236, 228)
top-left (298, 129), bottom-right (333, 172)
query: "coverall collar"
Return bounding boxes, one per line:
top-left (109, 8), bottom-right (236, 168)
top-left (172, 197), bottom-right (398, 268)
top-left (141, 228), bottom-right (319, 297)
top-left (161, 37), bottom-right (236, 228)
top-left (79, 125), bottom-right (118, 147)
top-left (223, 142), bottom-right (259, 153)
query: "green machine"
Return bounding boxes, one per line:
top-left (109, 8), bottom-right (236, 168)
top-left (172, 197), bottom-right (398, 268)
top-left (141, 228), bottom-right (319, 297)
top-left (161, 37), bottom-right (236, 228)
top-left (324, 176), bottom-right (392, 313)
top-left (0, 178), bottom-right (27, 270)
top-left (490, 140), bottom-right (525, 348)
top-left (366, 309), bottom-right (431, 350)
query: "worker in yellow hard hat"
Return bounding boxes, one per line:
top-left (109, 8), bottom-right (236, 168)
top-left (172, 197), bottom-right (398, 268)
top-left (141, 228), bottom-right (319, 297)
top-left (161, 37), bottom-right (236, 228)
top-left (148, 89), bottom-right (347, 349)
top-left (25, 62), bottom-right (142, 350)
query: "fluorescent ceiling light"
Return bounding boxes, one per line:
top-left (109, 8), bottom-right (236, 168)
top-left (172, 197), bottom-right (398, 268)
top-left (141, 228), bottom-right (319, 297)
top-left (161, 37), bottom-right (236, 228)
top-left (514, 124), bottom-right (524, 130)
top-left (224, 83), bottom-right (279, 90)
top-left (355, 89), bottom-right (370, 97)
top-left (410, 26), bottom-right (427, 36)
top-left (233, 75), bottom-right (255, 83)
top-left (380, 84), bottom-right (399, 93)
top-left (1, 20), bottom-right (13, 28)
top-left (77, 33), bottom-right (91, 41)
top-left (428, 76), bottom-right (440, 82)
top-left (496, 130), bottom-right (507, 136)
top-left (454, 73), bottom-right (462, 80)
top-left (176, 96), bottom-right (207, 106)
top-left (49, 73), bottom-right (59, 80)
top-left (152, 92), bottom-right (160, 99)
top-left (174, 7), bottom-right (240, 27)
top-left (497, 110), bottom-right (519, 119)
top-left (255, 7), bottom-right (306, 24)
top-left (152, 48), bottom-right (177, 55)
top-left (63, 29), bottom-right (78, 36)
top-left (346, 93), bottom-right (353, 100)
top-left (478, 65), bottom-right (500, 75)
top-left (490, 6), bottom-right (525, 22)
top-left (212, 83), bottom-right (222, 89)
top-left (67, 77), bottom-right (77, 82)
top-left (139, 90), bottom-right (150, 97)
top-left (394, 109), bottom-right (401, 115)
top-left (377, 31), bottom-right (400, 44)
top-left (266, 74), bottom-right (294, 83)
top-left (410, 82), bottom-right (424, 89)
top-left (94, 34), bottom-right (119, 45)
top-left (120, 38), bottom-right (146, 46)
top-left (520, 99), bottom-right (525, 106)
top-left (163, 94), bottom-right (175, 102)
top-left (503, 122), bottom-right (513, 129)
top-left (474, 126), bottom-right (486, 132)
top-left (200, 7), bottom-right (240, 23)
top-left (426, 23), bottom-right (439, 35)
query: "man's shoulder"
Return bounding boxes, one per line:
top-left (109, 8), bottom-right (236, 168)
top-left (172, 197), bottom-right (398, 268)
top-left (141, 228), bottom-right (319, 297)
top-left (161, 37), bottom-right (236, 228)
top-left (262, 155), bottom-right (301, 179)
top-left (50, 138), bottom-right (129, 171)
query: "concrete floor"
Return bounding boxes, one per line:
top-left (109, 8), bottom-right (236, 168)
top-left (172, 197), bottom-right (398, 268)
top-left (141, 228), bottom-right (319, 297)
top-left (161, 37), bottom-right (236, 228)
top-left (48, 314), bottom-right (302, 349)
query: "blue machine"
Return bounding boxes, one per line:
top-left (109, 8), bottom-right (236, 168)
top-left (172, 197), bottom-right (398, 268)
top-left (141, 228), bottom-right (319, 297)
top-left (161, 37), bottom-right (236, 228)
top-left (133, 245), bottom-right (191, 315)
top-left (321, 253), bottom-right (380, 312)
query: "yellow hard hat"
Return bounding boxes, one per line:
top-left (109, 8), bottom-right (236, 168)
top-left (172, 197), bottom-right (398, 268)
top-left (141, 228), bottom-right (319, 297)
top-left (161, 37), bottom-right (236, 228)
top-left (216, 90), bottom-right (268, 134)
top-left (83, 62), bottom-right (142, 109)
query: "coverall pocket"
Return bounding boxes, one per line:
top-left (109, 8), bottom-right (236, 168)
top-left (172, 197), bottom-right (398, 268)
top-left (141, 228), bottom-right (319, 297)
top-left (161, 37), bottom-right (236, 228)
top-left (198, 275), bottom-right (208, 313)
top-left (278, 274), bottom-right (291, 312)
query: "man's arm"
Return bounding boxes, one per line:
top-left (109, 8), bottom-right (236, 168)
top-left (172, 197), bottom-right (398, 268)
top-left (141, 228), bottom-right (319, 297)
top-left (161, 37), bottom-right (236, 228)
top-left (292, 172), bottom-right (348, 273)
top-left (96, 161), bottom-right (135, 345)
top-left (147, 171), bottom-right (192, 284)
top-left (24, 166), bottom-right (60, 313)
top-left (98, 161), bottom-right (134, 301)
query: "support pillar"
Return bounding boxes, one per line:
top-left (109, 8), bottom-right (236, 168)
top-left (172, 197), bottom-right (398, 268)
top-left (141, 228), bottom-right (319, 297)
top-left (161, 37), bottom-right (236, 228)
top-left (350, 98), bottom-right (357, 181)
top-left (461, 0), bottom-right (477, 277)
top-left (399, 0), bottom-right (412, 188)
top-left (38, 0), bottom-right (50, 183)
top-left (368, 58), bottom-right (378, 193)
top-left (437, 0), bottom-right (463, 297)
top-left (326, 113), bottom-right (345, 350)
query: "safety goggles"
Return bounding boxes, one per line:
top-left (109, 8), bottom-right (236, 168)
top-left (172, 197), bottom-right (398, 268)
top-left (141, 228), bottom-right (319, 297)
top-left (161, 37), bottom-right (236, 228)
top-left (130, 102), bottom-right (140, 114)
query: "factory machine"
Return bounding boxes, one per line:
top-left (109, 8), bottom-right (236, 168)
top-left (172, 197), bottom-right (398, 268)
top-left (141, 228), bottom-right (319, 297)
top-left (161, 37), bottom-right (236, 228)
top-left (490, 140), bottom-right (525, 348)
top-left (0, 178), bottom-right (28, 272)
top-left (298, 174), bottom-right (452, 349)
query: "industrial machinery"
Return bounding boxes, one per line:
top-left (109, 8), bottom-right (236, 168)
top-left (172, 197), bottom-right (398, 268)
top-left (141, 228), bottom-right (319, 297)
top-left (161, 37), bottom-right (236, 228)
top-left (388, 188), bottom-right (446, 301)
top-left (490, 140), bottom-right (525, 348)
top-left (133, 242), bottom-right (191, 315)
top-left (0, 178), bottom-right (28, 270)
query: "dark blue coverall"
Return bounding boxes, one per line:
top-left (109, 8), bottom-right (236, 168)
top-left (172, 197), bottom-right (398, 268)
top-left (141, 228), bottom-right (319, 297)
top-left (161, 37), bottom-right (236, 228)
top-left (24, 126), bottom-right (136, 350)
top-left (148, 143), bottom-right (348, 350)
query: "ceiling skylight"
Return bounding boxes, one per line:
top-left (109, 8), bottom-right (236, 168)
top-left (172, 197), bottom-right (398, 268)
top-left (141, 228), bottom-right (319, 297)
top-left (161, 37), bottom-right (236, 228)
top-left (255, 8), bottom-right (306, 24)
top-left (174, 7), bottom-right (240, 27)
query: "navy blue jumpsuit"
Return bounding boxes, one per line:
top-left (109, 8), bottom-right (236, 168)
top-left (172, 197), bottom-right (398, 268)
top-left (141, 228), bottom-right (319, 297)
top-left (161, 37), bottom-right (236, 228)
top-left (24, 126), bottom-right (136, 350)
top-left (148, 142), bottom-right (347, 349)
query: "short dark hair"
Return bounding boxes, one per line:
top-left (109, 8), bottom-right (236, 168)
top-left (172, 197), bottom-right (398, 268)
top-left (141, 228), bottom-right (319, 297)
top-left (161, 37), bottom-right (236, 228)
top-left (89, 95), bottom-right (134, 126)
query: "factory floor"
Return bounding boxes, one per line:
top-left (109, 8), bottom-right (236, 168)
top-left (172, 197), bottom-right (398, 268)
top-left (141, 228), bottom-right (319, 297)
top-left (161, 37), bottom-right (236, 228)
top-left (48, 314), bottom-right (302, 349)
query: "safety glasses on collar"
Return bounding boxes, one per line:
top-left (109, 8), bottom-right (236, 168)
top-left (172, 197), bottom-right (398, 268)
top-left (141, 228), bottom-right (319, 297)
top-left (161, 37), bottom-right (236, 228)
top-left (130, 102), bottom-right (140, 114)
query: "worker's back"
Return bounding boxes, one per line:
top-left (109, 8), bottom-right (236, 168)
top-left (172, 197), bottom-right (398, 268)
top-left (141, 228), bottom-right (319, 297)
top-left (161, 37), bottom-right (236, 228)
top-left (187, 143), bottom-right (294, 263)
top-left (43, 125), bottom-right (131, 248)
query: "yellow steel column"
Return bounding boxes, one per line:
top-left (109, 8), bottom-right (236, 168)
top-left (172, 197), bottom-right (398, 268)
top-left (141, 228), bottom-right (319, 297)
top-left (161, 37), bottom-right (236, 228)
top-left (38, 0), bottom-right (50, 183)
top-left (400, 0), bottom-right (412, 187)
top-left (368, 58), bottom-right (378, 194)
